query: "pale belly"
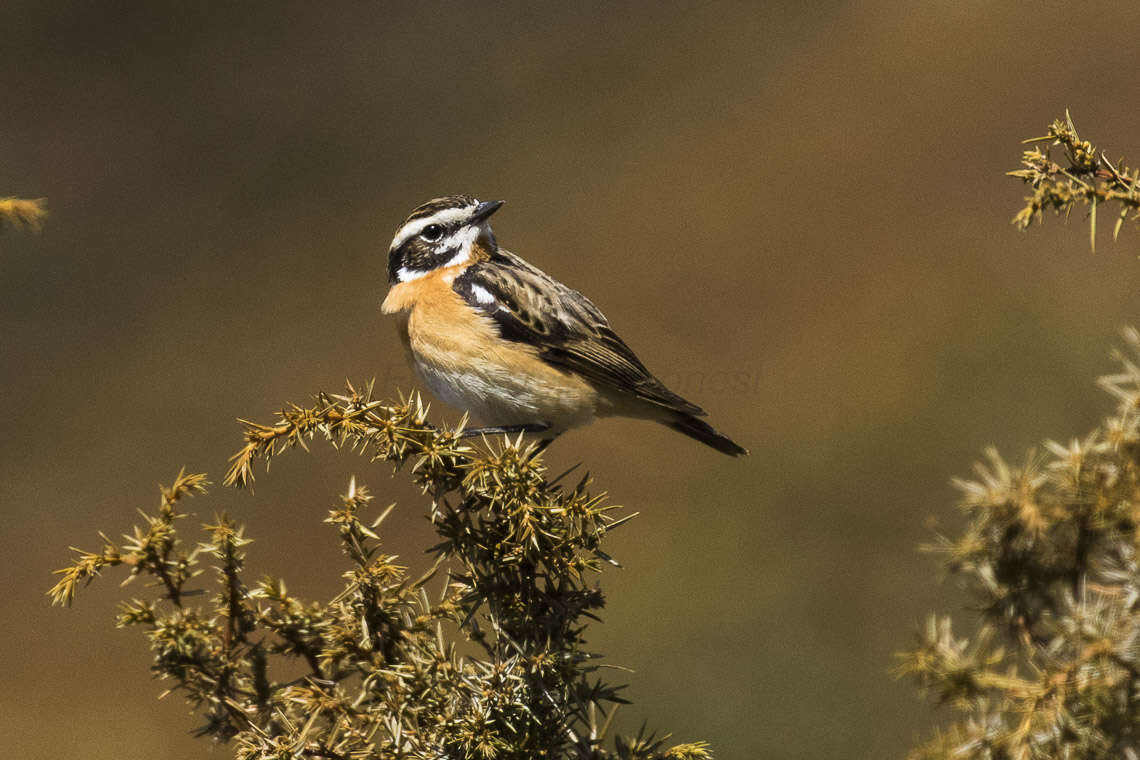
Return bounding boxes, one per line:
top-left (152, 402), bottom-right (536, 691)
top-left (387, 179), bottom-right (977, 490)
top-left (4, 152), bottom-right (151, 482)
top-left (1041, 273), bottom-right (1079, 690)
top-left (412, 353), bottom-right (600, 432)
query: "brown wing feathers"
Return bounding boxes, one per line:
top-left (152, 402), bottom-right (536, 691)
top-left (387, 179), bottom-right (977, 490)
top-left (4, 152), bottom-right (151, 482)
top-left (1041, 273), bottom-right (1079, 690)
top-left (453, 251), bottom-right (704, 416)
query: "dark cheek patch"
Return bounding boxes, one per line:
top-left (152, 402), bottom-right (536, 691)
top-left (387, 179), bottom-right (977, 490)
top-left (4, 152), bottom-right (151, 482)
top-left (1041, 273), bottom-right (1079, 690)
top-left (389, 241), bottom-right (461, 282)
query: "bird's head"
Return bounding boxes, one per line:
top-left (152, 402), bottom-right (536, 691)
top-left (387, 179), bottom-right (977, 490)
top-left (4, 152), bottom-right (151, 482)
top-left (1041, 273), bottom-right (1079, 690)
top-left (387, 195), bottom-right (503, 283)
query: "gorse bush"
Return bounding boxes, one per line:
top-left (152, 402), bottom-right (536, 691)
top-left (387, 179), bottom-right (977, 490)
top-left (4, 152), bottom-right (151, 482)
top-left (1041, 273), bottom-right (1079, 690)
top-left (901, 327), bottom-right (1140, 759)
top-left (901, 116), bottom-right (1140, 759)
top-left (51, 386), bottom-right (711, 760)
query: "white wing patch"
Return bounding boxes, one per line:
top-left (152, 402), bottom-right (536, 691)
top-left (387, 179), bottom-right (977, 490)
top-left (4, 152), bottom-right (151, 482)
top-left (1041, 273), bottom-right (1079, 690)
top-left (470, 284), bottom-right (496, 305)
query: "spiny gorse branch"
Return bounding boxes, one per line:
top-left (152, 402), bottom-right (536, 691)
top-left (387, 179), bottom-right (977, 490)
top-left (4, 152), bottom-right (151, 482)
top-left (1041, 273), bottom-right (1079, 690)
top-left (900, 328), bottom-right (1140, 759)
top-left (49, 469), bottom-right (208, 606)
top-left (0, 197), bottom-right (47, 232)
top-left (52, 382), bottom-right (708, 760)
top-left (1009, 111), bottom-right (1140, 251)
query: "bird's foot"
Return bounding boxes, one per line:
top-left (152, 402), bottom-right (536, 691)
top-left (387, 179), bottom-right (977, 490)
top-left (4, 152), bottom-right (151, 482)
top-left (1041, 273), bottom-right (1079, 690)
top-left (456, 422), bottom-right (560, 460)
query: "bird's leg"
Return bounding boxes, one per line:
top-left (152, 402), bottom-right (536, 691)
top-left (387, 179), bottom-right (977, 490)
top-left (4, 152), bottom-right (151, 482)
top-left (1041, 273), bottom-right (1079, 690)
top-left (458, 422), bottom-right (552, 438)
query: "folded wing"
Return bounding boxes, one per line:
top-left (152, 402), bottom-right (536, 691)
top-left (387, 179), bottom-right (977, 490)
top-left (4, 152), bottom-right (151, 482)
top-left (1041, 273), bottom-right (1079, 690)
top-left (453, 251), bottom-right (704, 417)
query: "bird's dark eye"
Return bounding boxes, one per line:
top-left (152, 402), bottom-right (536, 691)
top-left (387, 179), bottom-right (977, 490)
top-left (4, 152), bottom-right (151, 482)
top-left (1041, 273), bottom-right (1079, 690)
top-left (420, 224), bottom-right (443, 242)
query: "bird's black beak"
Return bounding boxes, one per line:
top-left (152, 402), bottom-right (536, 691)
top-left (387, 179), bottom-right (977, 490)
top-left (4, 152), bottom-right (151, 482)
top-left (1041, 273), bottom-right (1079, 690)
top-left (471, 199), bottom-right (504, 224)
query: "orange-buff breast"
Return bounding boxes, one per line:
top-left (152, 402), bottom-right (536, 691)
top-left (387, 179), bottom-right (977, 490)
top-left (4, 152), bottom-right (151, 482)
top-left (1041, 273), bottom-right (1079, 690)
top-left (382, 267), bottom-right (601, 431)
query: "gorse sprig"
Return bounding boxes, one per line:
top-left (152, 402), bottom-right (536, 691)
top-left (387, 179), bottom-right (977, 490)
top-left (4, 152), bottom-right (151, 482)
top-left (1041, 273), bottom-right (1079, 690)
top-left (49, 469), bottom-right (208, 606)
top-left (1009, 111), bottom-right (1140, 250)
top-left (901, 327), bottom-right (1140, 759)
top-left (224, 381), bottom-right (469, 492)
top-left (52, 382), bottom-right (707, 760)
top-left (0, 196), bottom-right (46, 232)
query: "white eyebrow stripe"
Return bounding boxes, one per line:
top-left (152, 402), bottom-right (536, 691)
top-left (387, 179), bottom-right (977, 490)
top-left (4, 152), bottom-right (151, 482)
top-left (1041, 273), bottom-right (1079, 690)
top-left (389, 205), bottom-right (477, 250)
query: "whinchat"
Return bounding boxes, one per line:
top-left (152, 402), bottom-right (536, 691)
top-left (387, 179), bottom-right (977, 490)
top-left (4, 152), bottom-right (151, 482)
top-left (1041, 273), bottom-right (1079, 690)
top-left (380, 195), bottom-right (747, 456)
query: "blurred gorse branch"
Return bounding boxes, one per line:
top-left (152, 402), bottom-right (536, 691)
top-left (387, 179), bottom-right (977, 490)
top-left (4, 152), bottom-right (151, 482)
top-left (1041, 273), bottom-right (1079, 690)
top-left (902, 328), bottom-right (1140, 759)
top-left (51, 384), bottom-right (711, 760)
top-left (903, 115), bottom-right (1140, 759)
top-left (1010, 111), bottom-right (1140, 251)
top-left (0, 196), bottom-right (46, 232)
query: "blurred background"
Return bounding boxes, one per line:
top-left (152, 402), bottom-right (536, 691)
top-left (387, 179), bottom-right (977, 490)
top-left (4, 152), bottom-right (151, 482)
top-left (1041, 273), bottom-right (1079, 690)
top-left (3, 1), bottom-right (1140, 757)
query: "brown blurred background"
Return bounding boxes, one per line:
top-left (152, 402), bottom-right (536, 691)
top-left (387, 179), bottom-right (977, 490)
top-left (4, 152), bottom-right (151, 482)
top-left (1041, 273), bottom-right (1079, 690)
top-left (4, 1), bottom-right (1140, 757)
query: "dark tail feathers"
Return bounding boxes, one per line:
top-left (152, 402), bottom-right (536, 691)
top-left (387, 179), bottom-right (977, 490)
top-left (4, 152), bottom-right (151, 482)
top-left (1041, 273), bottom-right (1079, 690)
top-left (663, 415), bottom-right (748, 457)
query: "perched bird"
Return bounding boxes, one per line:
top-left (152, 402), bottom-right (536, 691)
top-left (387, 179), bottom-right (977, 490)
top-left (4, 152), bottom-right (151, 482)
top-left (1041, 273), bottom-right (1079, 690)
top-left (381, 195), bottom-right (747, 456)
